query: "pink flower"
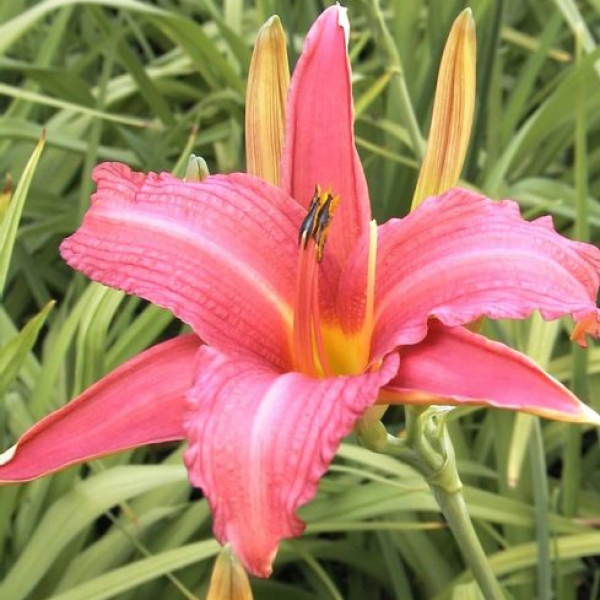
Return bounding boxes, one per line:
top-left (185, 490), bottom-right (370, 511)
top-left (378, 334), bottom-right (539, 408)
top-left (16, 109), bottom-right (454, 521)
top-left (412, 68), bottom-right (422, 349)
top-left (1, 6), bottom-right (599, 578)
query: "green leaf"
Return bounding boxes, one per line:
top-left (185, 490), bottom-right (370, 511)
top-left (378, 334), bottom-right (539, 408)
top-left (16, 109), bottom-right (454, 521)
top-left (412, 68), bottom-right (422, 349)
top-left (46, 539), bottom-right (219, 600)
top-left (0, 465), bottom-right (190, 600)
top-left (0, 301), bottom-right (54, 399)
top-left (0, 134), bottom-right (45, 297)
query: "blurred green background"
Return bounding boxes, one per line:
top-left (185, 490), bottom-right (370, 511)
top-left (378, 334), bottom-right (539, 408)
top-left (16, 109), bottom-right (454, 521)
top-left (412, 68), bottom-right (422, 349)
top-left (1, 1), bottom-right (600, 599)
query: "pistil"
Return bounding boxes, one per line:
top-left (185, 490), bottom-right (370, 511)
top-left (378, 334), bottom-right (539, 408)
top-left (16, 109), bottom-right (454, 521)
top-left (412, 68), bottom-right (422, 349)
top-left (293, 186), bottom-right (339, 377)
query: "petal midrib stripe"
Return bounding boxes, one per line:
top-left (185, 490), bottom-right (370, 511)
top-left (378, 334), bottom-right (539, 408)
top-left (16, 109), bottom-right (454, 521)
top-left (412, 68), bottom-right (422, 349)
top-left (99, 206), bottom-right (295, 329)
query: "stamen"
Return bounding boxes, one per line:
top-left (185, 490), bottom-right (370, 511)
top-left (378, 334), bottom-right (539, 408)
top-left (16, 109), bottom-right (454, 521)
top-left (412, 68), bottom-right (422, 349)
top-left (294, 186), bottom-right (339, 376)
top-left (298, 187), bottom-right (320, 247)
top-left (360, 220), bottom-right (378, 368)
top-left (310, 272), bottom-right (334, 378)
top-left (298, 186), bottom-right (339, 261)
top-left (293, 237), bottom-right (318, 376)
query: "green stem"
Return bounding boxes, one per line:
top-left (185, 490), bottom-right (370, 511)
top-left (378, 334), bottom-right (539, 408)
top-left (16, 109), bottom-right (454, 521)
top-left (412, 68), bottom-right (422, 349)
top-left (368, 0), bottom-right (425, 159)
top-left (464, 0), bottom-right (505, 180)
top-left (559, 28), bottom-right (589, 600)
top-left (357, 408), bottom-right (507, 600)
top-left (431, 486), bottom-right (506, 600)
top-left (530, 419), bottom-right (552, 600)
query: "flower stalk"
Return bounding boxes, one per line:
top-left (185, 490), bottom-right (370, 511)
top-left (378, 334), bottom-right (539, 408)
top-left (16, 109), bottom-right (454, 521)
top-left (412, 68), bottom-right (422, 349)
top-left (431, 486), bottom-right (506, 600)
top-left (357, 407), bottom-right (506, 600)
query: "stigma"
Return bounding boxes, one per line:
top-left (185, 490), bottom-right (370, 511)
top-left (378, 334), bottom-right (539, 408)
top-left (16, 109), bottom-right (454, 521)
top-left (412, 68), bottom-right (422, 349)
top-left (293, 186), bottom-right (339, 377)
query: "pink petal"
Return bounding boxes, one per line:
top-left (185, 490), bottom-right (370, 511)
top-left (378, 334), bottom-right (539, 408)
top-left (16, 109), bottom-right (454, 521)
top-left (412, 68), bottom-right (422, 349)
top-left (0, 335), bottom-right (201, 482)
top-left (339, 188), bottom-right (600, 360)
top-left (280, 5), bottom-right (371, 265)
top-left (380, 322), bottom-right (600, 424)
top-left (61, 164), bottom-right (306, 369)
top-left (184, 346), bottom-right (399, 577)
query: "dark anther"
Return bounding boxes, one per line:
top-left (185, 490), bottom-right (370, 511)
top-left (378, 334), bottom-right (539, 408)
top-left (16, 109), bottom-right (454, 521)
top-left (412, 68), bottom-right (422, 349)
top-left (298, 187), bottom-right (321, 248)
top-left (298, 186), bottom-right (339, 262)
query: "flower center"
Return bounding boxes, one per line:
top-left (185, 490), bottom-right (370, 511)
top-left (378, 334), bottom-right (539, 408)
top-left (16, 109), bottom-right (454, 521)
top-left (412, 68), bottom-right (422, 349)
top-left (293, 186), bottom-right (338, 377)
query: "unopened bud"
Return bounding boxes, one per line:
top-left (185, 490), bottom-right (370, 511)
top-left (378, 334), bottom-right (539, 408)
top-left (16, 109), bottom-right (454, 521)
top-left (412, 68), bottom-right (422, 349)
top-left (245, 15), bottom-right (290, 186)
top-left (206, 546), bottom-right (254, 600)
top-left (411, 9), bottom-right (476, 210)
top-left (0, 173), bottom-right (12, 221)
top-left (184, 155), bottom-right (210, 182)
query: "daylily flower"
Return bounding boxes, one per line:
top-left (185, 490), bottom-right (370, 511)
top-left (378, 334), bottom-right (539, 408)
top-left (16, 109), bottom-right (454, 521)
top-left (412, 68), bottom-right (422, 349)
top-left (1, 5), bottom-right (600, 579)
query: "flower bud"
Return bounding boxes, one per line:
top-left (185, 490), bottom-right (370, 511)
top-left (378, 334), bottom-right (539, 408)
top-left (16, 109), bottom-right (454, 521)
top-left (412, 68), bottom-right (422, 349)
top-left (184, 154), bottom-right (210, 182)
top-left (0, 174), bottom-right (12, 222)
top-left (245, 15), bottom-right (290, 186)
top-left (206, 546), bottom-right (254, 600)
top-left (411, 9), bottom-right (476, 210)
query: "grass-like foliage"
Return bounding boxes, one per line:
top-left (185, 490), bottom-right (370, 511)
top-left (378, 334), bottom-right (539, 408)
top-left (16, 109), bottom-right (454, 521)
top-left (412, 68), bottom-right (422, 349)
top-left (1, 1), bottom-right (599, 599)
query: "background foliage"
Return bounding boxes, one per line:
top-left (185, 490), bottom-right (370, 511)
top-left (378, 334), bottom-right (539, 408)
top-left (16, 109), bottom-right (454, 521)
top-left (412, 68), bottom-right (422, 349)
top-left (0, 0), bottom-right (599, 599)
